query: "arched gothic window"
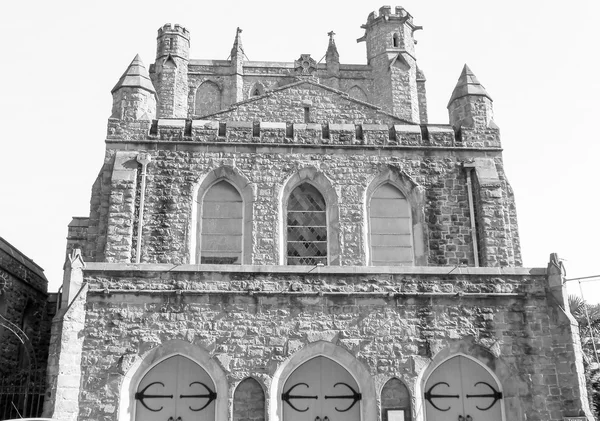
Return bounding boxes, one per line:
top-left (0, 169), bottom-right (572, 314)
top-left (249, 82), bottom-right (265, 97)
top-left (369, 183), bottom-right (413, 265)
top-left (233, 378), bottom-right (265, 421)
top-left (195, 81), bottom-right (221, 116)
top-left (381, 378), bottom-right (411, 421)
top-left (347, 86), bottom-right (368, 102)
top-left (200, 180), bottom-right (243, 264)
top-left (286, 183), bottom-right (327, 265)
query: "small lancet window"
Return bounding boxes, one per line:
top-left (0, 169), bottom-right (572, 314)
top-left (304, 107), bottom-right (310, 123)
top-left (381, 378), bottom-right (411, 421)
top-left (233, 378), bottom-right (265, 421)
top-left (200, 180), bottom-right (243, 264)
top-left (393, 33), bottom-right (400, 48)
top-left (287, 183), bottom-right (327, 265)
top-left (252, 88), bottom-right (261, 96)
top-left (369, 183), bottom-right (413, 265)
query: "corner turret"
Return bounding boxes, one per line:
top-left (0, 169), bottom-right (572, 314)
top-left (358, 6), bottom-right (423, 123)
top-left (447, 64), bottom-right (495, 129)
top-left (156, 23), bottom-right (190, 62)
top-left (326, 31), bottom-right (340, 76)
top-left (110, 55), bottom-right (156, 121)
top-left (230, 27), bottom-right (245, 103)
top-left (153, 24), bottom-right (190, 118)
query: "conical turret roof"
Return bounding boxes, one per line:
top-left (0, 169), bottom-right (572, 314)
top-left (448, 64), bottom-right (492, 106)
top-left (111, 54), bottom-right (155, 94)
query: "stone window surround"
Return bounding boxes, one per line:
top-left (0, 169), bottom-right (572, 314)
top-left (364, 168), bottom-right (428, 266)
top-left (190, 166), bottom-right (254, 265)
top-left (188, 165), bottom-right (428, 267)
top-left (278, 167), bottom-right (341, 266)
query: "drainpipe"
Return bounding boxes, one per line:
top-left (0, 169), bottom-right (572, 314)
top-left (136, 153), bottom-right (151, 264)
top-left (464, 164), bottom-right (480, 267)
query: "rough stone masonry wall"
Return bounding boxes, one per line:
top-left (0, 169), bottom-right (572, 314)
top-left (71, 268), bottom-right (587, 421)
top-left (96, 147), bottom-right (496, 267)
top-left (0, 243), bottom-right (50, 378)
top-left (213, 82), bottom-right (404, 125)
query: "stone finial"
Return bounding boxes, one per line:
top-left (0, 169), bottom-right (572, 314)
top-left (231, 27), bottom-right (246, 61)
top-left (111, 54), bottom-right (155, 94)
top-left (448, 64), bottom-right (492, 106)
top-left (326, 31), bottom-right (340, 76)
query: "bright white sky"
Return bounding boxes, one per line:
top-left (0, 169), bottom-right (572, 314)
top-left (1, 0), bottom-right (599, 302)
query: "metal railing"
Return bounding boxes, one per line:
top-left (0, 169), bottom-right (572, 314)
top-left (0, 373), bottom-right (45, 420)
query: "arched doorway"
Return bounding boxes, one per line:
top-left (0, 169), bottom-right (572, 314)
top-left (135, 355), bottom-right (216, 421)
top-left (424, 355), bottom-right (503, 421)
top-left (282, 356), bottom-right (360, 421)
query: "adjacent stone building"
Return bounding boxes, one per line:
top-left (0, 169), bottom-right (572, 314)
top-left (0, 237), bottom-right (55, 419)
top-left (44, 6), bottom-right (594, 421)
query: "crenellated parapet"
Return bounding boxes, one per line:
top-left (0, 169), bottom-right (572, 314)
top-left (362, 6), bottom-right (420, 30)
top-left (156, 23), bottom-right (190, 61)
top-left (106, 118), bottom-right (500, 148)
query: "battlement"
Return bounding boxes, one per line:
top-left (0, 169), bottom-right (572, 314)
top-left (157, 23), bottom-right (190, 40)
top-left (106, 119), bottom-right (500, 148)
top-left (364, 6), bottom-right (416, 27)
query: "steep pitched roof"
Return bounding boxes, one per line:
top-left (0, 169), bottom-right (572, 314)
top-left (448, 64), bottom-right (492, 106)
top-left (111, 54), bottom-right (156, 94)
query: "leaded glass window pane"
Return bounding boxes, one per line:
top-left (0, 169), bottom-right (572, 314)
top-left (201, 181), bottom-right (243, 264)
top-left (287, 183), bottom-right (327, 265)
top-left (370, 184), bottom-right (413, 265)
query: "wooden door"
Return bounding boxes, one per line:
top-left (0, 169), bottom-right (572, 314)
top-left (424, 356), bottom-right (502, 421)
top-left (282, 357), bottom-right (360, 421)
top-left (135, 355), bottom-right (216, 421)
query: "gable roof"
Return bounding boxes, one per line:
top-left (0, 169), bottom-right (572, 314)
top-left (200, 78), bottom-right (415, 125)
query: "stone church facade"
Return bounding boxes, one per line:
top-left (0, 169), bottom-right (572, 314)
top-left (44, 6), bottom-right (593, 421)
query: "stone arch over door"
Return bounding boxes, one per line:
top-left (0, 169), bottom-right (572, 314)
top-left (415, 344), bottom-right (517, 421)
top-left (364, 166), bottom-right (427, 266)
top-left (271, 341), bottom-right (377, 421)
top-left (190, 166), bottom-right (254, 264)
top-left (118, 340), bottom-right (228, 421)
top-left (279, 167), bottom-right (341, 265)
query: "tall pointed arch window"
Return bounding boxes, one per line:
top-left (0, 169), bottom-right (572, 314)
top-left (286, 183), bottom-right (327, 265)
top-left (200, 180), bottom-right (243, 264)
top-left (195, 81), bottom-right (221, 116)
top-left (369, 183), bottom-right (413, 265)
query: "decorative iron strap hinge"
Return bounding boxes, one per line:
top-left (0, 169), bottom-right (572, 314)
top-left (135, 382), bottom-right (174, 412)
top-left (180, 381), bottom-right (217, 411)
top-left (282, 383), bottom-right (318, 412)
top-left (424, 382), bottom-right (460, 412)
top-left (324, 382), bottom-right (362, 412)
top-left (466, 381), bottom-right (502, 411)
